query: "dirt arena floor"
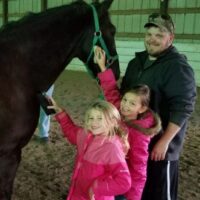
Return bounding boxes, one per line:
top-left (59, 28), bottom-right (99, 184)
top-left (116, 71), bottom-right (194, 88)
top-left (13, 70), bottom-right (200, 200)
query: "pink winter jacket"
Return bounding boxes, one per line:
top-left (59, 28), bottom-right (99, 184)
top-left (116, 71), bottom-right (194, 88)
top-left (55, 111), bottom-right (131, 200)
top-left (98, 69), bottom-right (159, 200)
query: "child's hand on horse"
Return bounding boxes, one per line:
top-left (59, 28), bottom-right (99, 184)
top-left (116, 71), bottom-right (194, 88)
top-left (47, 97), bottom-right (63, 113)
top-left (94, 46), bottom-right (106, 72)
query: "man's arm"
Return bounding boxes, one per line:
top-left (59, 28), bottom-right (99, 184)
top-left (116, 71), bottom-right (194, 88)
top-left (151, 122), bottom-right (181, 161)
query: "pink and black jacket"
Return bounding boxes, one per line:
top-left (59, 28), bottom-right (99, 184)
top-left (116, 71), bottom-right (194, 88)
top-left (55, 111), bottom-right (131, 200)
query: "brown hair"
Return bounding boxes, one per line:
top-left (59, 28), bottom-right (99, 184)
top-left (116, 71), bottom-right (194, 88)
top-left (123, 84), bottom-right (150, 107)
top-left (122, 85), bottom-right (162, 136)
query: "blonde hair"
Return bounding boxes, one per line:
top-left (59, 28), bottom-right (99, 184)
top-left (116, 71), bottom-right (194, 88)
top-left (84, 100), bottom-right (129, 153)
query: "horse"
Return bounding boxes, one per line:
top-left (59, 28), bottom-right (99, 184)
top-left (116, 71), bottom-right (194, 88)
top-left (0, 0), bottom-right (120, 199)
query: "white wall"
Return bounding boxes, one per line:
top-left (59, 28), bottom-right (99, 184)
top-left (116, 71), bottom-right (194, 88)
top-left (67, 39), bottom-right (200, 87)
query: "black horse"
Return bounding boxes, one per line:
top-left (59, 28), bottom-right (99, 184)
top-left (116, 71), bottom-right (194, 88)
top-left (0, 0), bottom-right (120, 199)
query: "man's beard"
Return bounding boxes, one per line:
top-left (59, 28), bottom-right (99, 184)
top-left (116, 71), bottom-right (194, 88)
top-left (145, 42), bottom-right (171, 58)
top-left (145, 43), bottom-right (164, 58)
top-left (148, 50), bottom-right (162, 58)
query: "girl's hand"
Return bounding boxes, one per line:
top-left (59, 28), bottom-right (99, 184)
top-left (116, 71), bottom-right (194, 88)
top-left (89, 188), bottom-right (95, 200)
top-left (94, 46), bottom-right (106, 72)
top-left (47, 97), bottom-right (63, 113)
top-left (89, 179), bottom-right (98, 200)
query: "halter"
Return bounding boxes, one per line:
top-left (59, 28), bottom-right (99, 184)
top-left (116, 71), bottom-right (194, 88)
top-left (85, 4), bottom-right (118, 77)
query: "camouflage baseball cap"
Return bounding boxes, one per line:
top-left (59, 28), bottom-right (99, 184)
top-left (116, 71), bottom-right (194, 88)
top-left (144, 13), bottom-right (175, 33)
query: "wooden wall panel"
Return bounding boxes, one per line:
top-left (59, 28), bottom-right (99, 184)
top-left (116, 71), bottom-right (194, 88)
top-left (175, 0), bottom-right (186, 8)
top-left (141, 0), bottom-right (150, 9)
top-left (133, 0), bottom-right (142, 9)
top-left (8, 0), bottom-right (19, 13)
top-left (126, 0), bottom-right (133, 9)
top-left (0, 0), bottom-right (199, 41)
top-left (62, 0), bottom-right (73, 4)
top-left (48, 0), bottom-right (63, 8)
top-left (109, 0), bottom-right (200, 41)
top-left (174, 14), bottom-right (184, 33)
top-left (32, 0), bottom-right (40, 12)
top-left (194, 13), bottom-right (200, 33)
top-left (149, 0), bottom-right (159, 8)
top-left (6, 0), bottom-right (41, 22)
top-left (132, 15), bottom-right (141, 33)
top-left (110, 0), bottom-right (119, 10)
top-left (186, 0), bottom-right (197, 7)
top-left (168, 0), bottom-right (200, 39)
top-left (124, 15), bottom-right (132, 32)
top-left (110, 15), bottom-right (118, 28)
top-left (117, 15), bottom-right (125, 32)
top-left (20, 0), bottom-right (33, 13)
top-left (118, 0), bottom-right (126, 10)
top-left (183, 14), bottom-right (195, 34)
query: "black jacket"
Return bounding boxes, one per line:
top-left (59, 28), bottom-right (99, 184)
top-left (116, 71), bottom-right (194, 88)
top-left (121, 45), bottom-right (196, 160)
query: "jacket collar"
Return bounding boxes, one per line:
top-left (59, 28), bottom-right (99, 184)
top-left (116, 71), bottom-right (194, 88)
top-left (136, 45), bottom-right (179, 68)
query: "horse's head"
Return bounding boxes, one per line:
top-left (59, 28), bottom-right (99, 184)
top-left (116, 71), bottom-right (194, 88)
top-left (0, 0), bottom-right (120, 92)
top-left (77, 0), bottom-right (120, 80)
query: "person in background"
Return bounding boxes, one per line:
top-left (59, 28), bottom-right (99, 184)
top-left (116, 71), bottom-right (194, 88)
top-left (94, 47), bottom-right (161, 200)
top-left (37, 84), bottom-right (54, 142)
top-left (48, 98), bottom-right (131, 200)
top-left (120, 13), bottom-right (196, 200)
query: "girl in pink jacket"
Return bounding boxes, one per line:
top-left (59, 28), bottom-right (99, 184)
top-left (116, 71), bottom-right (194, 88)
top-left (49, 99), bottom-right (131, 200)
top-left (94, 47), bottom-right (161, 200)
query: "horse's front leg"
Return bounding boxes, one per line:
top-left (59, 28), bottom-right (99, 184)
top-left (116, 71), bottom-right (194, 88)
top-left (0, 149), bottom-right (21, 200)
top-left (0, 99), bottom-right (39, 200)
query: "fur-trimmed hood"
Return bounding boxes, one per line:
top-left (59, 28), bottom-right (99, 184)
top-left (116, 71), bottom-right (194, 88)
top-left (125, 109), bottom-right (162, 136)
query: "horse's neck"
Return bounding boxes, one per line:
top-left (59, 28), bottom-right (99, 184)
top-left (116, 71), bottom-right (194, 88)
top-left (30, 15), bottom-right (89, 92)
top-left (31, 36), bottom-right (84, 92)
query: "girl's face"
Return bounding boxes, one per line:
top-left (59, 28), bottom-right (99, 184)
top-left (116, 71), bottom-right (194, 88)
top-left (120, 92), bottom-right (147, 120)
top-left (87, 109), bottom-right (108, 136)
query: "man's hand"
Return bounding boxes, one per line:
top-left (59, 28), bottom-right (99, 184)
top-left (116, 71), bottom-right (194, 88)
top-left (151, 138), bottom-right (169, 161)
top-left (151, 122), bottom-right (181, 161)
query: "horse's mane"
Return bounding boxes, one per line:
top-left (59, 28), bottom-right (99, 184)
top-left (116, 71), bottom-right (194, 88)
top-left (0, 1), bottom-right (92, 40)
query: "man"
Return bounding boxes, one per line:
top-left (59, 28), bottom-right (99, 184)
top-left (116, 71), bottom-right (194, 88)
top-left (37, 84), bottom-right (54, 142)
top-left (120, 13), bottom-right (196, 200)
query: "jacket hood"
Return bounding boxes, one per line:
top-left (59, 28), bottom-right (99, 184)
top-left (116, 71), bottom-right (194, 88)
top-left (125, 110), bottom-right (162, 136)
top-left (136, 45), bottom-right (187, 66)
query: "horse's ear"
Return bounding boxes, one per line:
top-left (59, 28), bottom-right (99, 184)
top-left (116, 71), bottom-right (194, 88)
top-left (101, 0), bottom-right (113, 10)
